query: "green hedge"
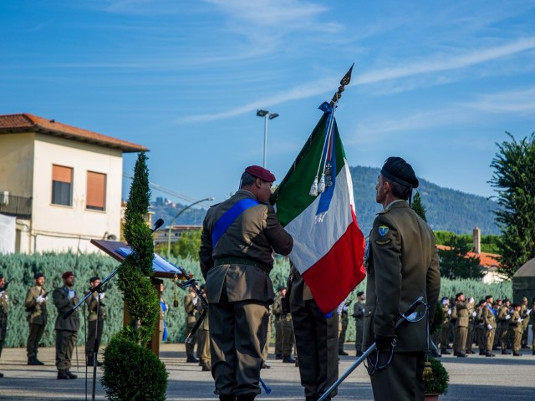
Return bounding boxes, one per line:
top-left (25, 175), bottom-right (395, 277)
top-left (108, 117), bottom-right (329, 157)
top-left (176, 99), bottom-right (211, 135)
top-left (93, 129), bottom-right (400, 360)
top-left (0, 253), bottom-right (513, 347)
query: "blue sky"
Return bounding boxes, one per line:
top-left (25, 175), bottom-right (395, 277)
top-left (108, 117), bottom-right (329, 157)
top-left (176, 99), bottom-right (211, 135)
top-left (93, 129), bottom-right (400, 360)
top-left (2, 0), bottom-right (535, 209)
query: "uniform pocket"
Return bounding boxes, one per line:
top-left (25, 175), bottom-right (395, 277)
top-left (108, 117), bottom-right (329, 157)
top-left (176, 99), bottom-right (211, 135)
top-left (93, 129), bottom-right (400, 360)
top-left (362, 305), bottom-right (375, 349)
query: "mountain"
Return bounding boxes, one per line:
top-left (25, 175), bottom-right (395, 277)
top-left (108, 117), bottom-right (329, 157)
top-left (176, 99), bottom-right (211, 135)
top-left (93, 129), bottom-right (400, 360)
top-left (149, 166), bottom-right (500, 236)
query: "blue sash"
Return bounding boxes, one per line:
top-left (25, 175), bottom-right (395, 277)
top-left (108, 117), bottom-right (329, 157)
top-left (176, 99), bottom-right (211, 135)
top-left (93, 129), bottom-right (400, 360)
top-left (211, 198), bottom-right (259, 248)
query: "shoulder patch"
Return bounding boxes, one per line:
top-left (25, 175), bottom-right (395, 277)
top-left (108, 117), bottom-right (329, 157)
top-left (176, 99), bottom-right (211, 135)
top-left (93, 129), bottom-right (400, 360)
top-left (375, 239), bottom-right (392, 246)
top-left (378, 225), bottom-right (389, 237)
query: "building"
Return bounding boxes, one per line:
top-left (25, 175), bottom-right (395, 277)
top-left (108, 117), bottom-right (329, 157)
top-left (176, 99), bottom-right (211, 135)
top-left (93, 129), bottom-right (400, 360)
top-left (0, 113), bottom-right (147, 254)
top-left (154, 224), bottom-right (202, 245)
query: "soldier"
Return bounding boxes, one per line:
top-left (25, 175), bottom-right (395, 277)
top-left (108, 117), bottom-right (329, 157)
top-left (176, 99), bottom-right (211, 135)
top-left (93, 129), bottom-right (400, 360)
top-left (482, 295), bottom-right (497, 357)
top-left (337, 297), bottom-right (350, 356)
top-left (85, 276), bottom-right (105, 367)
top-left (465, 297), bottom-right (476, 354)
top-left (272, 286), bottom-right (285, 359)
top-left (280, 286), bottom-right (295, 364)
top-left (53, 271), bottom-right (80, 379)
top-left (352, 291), bottom-right (366, 357)
top-left (497, 298), bottom-right (512, 355)
top-left (184, 286), bottom-right (199, 363)
top-left (199, 165), bottom-right (293, 401)
top-left (363, 157), bottom-right (441, 401)
top-left (0, 273), bottom-right (9, 378)
top-left (510, 304), bottom-right (523, 356)
top-left (289, 266), bottom-right (338, 401)
top-left (439, 297), bottom-right (451, 355)
top-left (25, 272), bottom-right (48, 365)
top-left (261, 306), bottom-right (272, 369)
top-left (196, 285), bottom-right (211, 372)
top-left (454, 293), bottom-right (469, 357)
top-left (530, 298), bottom-right (535, 355)
top-left (475, 300), bottom-right (486, 355)
top-left (493, 299), bottom-right (502, 350)
top-left (520, 297), bottom-right (530, 348)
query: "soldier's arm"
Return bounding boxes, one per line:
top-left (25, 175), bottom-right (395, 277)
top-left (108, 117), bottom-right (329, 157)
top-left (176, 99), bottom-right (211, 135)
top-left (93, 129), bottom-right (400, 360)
top-left (199, 219), bottom-right (214, 279)
top-left (184, 295), bottom-right (195, 314)
top-left (52, 289), bottom-right (70, 310)
top-left (426, 244), bottom-right (441, 321)
top-left (24, 288), bottom-right (36, 309)
top-left (264, 205), bottom-right (293, 256)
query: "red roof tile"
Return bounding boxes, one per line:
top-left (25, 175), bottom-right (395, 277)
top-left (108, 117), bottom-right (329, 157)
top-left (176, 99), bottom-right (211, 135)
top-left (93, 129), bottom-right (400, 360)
top-left (0, 113), bottom-right (148, 153)
top-left (436, 244), bottom-right (500, 268)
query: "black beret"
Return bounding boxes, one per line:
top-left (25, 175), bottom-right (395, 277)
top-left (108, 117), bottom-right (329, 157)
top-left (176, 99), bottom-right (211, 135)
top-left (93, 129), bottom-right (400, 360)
top-left (357, 291), bottom-right (364, 297)
top-left (89, 276), bottom-right (100, 283)
top-left (34, 272), bottom-right (44, 279)
top-left (277, 286), bottom-right (287, 292)
top-left (381, 157), bottom-right (419, 189)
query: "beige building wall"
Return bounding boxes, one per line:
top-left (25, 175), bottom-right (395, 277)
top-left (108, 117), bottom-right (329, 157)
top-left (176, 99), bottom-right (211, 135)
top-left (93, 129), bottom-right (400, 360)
top-left (30, 134), bottom-right (123, 253)
top-left (0, 133), bottom-right (35, 197)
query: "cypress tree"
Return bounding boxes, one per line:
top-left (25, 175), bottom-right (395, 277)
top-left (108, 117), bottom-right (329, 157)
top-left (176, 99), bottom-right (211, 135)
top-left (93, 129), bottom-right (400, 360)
top-left (411, 191), bottom-right (427, 222)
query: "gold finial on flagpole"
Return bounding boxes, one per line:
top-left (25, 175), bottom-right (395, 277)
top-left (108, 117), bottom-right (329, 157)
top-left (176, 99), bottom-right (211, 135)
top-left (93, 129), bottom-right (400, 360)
top-left (329, 63), bottom-right (354, 107)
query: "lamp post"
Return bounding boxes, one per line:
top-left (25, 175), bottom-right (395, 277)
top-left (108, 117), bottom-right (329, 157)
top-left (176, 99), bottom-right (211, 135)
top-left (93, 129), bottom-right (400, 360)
top-left (256, 109), bottom-right (279, 168)
top-left (167, 197), bottom-right (214, 258)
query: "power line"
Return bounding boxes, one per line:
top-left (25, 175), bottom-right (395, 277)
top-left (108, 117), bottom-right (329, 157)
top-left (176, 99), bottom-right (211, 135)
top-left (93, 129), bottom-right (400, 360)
top-left (122, 174), bottom-right (208, 204)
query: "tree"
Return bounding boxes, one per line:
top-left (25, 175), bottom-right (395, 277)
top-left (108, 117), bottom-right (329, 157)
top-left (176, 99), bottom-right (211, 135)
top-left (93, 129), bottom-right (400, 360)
top-left (411, 191), bottom-right (427, 221)
top-left (173, 230), bottom-right (202, 259)
top-left (438, 235), bottom-right (482, 279)
top-left (490, 132), bottom-right (535, 278)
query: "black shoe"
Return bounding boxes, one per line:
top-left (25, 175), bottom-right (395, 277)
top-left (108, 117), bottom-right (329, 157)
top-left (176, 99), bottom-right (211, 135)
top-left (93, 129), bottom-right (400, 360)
top-left (187, 356), bottom-right (199, 363)
top-left (275, 353), bottom-right (283, 359)
top-left (28, 357), bottom-right (44, 366)
top-left (479, 350), bottom-right (486, 355)
top-left (201, 363), bottom-right (211, 371)
top-left (502, 350), bottom-right (511, 355)
top-left (485, 352), bottom-right (496, 357)
top-left (457, 352), bottom-right (467, 358)
top-left (57, 370), bottom-right (70, 380)
top-left (295, 359), bottom-right (299, 367)
top-left (261, 362), bottom-right (270, 369)
top-left (441, 349), bottom-right (451, 355)
top-left (466, 350), bottom-right (474, 354)
top-left (513, 352), bottom-right (522, 356)
top-left (87, 360), bottom-right (103, 367)
top-left (453, 351), bottom-right (458, 356)
top-left (283, 356), bottom-right (296, 363)
top-left (0, 372), bottom-right (4, 378)
top-left (338, 350), bottom-right (348, 356)
top-left (66, 370), bottom-right (77, 379)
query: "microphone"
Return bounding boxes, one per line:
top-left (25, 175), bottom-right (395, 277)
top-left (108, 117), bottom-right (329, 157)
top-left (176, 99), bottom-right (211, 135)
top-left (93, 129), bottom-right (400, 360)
top-left (152, 218), bottom-right (164, 233)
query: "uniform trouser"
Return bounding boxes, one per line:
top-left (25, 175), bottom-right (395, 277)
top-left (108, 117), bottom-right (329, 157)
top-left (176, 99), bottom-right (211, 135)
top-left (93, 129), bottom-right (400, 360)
top-left (513, 329), bottom-right (522, 353)
top-left (355, 321), bottom-right (363, 353)
top-left (291, 299), bottom-right (339, 400)
top-left (338, 315), bottom-right (348, 352)
top-left (55, 329), bottom-right (77, 370)
top-left (466, 323), bottom-right (474, 351)
top-left (262, 314), bottom-right (271, 361)
top-left (485, 328), bottom-right (495, 352)
top-left (186, 319), bottom-right (197, 358)
top-left (532, 325), bottom-right (535, 349)
top-left (521, 322), bottom-right (529, 346)
top-left (439, 324), bottom-right (449, 350)
top-left (85, 319), bottom-right (104, 358)
top-left (370, 351), bottom-right (425, 401)
top-left (27, 323), bottom-right (45, 358)
top-left (274, 316), bottom-right (282, 355)
top-left (209, 293), bottom-right (268, 397)
top-left (499, 326), bottom-right (510, 351)
top-left (475, 327), bottom-right (485, 351)
top-left (281, 315), bottom-right (294, 357)
top-left (455, 326), bottom-right (467, 354)
top-left (0, 321), bottom-right (6, 359)
top-left (197, 328), bottom-right (211, 363)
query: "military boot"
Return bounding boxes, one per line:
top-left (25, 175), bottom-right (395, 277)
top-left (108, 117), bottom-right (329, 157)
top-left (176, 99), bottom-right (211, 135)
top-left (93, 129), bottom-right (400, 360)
top-left (57, 369), bottom-right (70, 380)
top-left (66, 370), bottom-right (78, 379)
top-left (28, 356), bottom-right (44, 365)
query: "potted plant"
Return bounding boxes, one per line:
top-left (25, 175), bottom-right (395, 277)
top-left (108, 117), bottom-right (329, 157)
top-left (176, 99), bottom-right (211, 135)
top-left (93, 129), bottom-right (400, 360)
top-left (424, 356), bottom-right (449, 400)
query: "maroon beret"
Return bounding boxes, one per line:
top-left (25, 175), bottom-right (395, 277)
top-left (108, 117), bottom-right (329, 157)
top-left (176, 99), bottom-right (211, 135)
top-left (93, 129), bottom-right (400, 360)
top-left (62, 271), bottom-right (75, 279)
top-left (245, 165), bottom-right (276, 182)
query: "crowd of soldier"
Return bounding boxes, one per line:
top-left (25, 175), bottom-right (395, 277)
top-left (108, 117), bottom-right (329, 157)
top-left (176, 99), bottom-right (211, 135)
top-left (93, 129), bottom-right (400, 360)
top-left (437, 292), bottom-right (535, 358)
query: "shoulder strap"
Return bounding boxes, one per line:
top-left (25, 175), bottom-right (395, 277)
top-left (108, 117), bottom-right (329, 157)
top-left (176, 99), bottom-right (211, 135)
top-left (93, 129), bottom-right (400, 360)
top-left (211, 198), bottom-right (260, 248)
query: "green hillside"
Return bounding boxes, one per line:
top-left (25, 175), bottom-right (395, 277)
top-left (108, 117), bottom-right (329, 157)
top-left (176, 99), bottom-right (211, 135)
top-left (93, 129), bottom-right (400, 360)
top-left (150, 165), bottom-right (500, 236)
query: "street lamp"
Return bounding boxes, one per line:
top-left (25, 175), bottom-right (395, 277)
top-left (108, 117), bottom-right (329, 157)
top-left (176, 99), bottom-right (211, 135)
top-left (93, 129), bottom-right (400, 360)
top-left (167, 197), bottom-right (214, 258)
top-left (256, 109), bottom-right (279, 168)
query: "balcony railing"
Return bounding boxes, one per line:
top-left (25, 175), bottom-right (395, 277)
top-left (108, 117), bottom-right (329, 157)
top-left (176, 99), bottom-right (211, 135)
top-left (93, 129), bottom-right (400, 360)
top-left (0, 194), bottom-right (32, 218)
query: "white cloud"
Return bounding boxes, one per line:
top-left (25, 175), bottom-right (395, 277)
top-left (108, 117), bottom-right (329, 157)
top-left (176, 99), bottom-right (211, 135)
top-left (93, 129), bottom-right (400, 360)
top-left (466, 86), bottom-right (535, 113)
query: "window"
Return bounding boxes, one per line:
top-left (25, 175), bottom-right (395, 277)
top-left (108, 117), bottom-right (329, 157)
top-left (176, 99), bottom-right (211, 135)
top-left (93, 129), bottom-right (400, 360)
top-left (86, 171), bottom-right (106, 211)
top-left (51, 165), bottom-right (73, 206)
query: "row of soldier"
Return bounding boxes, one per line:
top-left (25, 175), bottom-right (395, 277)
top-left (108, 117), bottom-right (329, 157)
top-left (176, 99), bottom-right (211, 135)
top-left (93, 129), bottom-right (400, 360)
top-left (0, 271), bottom-right (105, 379)
top-left (438, 293), bottom-right (535, 357)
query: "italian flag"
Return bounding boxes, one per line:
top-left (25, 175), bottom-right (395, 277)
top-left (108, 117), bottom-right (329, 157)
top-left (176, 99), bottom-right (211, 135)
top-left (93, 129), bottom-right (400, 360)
top-left (274, 103), bottom-right (366, 313)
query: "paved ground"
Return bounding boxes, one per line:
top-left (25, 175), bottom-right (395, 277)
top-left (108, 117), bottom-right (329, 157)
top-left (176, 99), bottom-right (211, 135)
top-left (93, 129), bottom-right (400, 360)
top-left (0, 343), bottom-right (534, 400)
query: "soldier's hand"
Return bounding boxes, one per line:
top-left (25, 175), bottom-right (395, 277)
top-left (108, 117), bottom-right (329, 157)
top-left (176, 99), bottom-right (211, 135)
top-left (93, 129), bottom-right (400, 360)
top-left (505, 315), bottom-right (511, 320)
top-left (487, 324), bottom-right (492, 330)
top-left (98, 293), bottom-right (105, 300)
top-left (36, 295), bottom-right (45, 304)
top-left (375, 334), bottom-right (396, 351)
top-left (68, 290), bottom-right (75, 299)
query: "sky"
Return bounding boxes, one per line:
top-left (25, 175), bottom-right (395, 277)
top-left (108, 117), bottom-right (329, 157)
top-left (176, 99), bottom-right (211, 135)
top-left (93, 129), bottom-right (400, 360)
top-left (2, 0), bottom-right (535, 210)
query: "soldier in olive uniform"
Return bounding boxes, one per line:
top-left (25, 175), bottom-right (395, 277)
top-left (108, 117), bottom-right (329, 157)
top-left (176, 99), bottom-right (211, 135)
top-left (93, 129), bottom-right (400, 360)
top-left (289, 266), bottom-right (339, 401)
top-left (352, 291), bottom-right (366, 357)
top-left (520, 297), bottom-right (530, 348)
top-left (475, 300), bottom-right (486, 355)
top-left (531, 298), bottom-right (535, 355)
top-left (25, 272), bottom-right (48, 365)
top-left (363, 157), bottom-right (441, 401)
top-left (0, 273), bottom-right (9, 378)
top-left (465, 297), bottom-right (476, 354)
top-left (280, 287), bottom-right (295, 364)
top-left (196, 285), bottom-right (211, 371)
top-left (510, 304), bottom-right (523, 356)
top-left (53, 271), bottom-right (80, 379)
top-left (454, 293), bottom-right (469, 357)
top-left (199, 165), bottom-right (293, 401)
top-left (482, 295), bottom-right (497, 357)
top-left (498, 299), bottom-right (511, 355)
top-left (85, 276), bottom-right (105, 367)
top-left (439, 297), bottom-right (451, 354)
top-left (337, 298), bottom-right (350, 356)
top-left (272, 286), bottom-right (285, 359)
top-left (184, 286), bottom-right (199, 363)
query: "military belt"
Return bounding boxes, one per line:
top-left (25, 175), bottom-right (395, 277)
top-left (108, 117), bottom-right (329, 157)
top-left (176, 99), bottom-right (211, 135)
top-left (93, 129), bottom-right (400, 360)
top-left (214, 257), bottom-right (271, 273)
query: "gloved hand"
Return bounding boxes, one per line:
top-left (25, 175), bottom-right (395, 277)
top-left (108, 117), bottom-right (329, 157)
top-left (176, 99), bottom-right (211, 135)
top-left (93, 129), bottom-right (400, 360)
top-left (36, 295), bottom-right (45, 304)
top-left (487, 324), bottom-right (492, 330)
top-left (375, 334), bottom-right (396, 351)
top-left (68, 290), bottom-right (75, 299)
top-left (472, 311), bottom-right (477, 317)
top-left (98, 293), bottom-right (105, 300)
top-left (518, 318), bottom-right (524, 323)
top-left (447, 309), bottom-right (452, 315)
top-left (192, 297), bottom-right (198, 306)
top-left (505, 314), bottom-right (511, 320)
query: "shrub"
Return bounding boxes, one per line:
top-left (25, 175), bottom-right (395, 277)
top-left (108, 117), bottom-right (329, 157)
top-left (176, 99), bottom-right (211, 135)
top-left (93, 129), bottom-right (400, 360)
top-left (424, 357), bottom-right (449, 395)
